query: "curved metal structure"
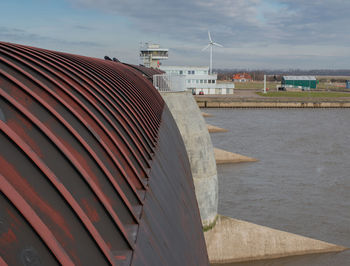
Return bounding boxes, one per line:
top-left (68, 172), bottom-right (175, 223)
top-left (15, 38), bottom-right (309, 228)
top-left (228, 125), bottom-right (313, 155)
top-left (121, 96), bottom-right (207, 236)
top-left (0, 42), bottom-right (208, 265)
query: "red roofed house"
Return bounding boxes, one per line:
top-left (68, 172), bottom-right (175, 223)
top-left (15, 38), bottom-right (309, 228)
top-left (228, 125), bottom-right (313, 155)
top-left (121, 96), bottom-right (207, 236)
top-left (233, 73), bottom-right (252, 82)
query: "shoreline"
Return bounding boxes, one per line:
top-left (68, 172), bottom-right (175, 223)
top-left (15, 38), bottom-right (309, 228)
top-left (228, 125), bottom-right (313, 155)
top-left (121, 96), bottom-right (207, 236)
top-left (195, 96), bottom-right (350, 108)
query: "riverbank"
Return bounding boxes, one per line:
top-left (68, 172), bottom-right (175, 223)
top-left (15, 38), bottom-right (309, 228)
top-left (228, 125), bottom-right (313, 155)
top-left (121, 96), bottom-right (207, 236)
top-left (195, 91), bottom-right (350, 108)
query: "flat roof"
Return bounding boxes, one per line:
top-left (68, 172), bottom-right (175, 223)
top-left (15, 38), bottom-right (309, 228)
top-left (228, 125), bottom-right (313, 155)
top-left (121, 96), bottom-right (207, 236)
top-left (140, 48), bottom-right (169, 52)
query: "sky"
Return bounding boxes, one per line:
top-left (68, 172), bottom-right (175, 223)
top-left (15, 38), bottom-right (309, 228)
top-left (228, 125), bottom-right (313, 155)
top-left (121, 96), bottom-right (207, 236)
top-left (1, 0), bottom-right (350, 69)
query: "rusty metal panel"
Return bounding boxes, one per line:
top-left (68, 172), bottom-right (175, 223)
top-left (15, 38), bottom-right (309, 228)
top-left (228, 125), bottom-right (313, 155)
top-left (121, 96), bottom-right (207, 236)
top-left (0, 42), bottom-right (208, 265)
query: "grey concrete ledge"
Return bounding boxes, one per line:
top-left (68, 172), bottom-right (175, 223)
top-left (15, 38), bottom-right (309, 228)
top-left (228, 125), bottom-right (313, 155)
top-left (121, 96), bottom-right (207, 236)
top-left (204, 215), bottom-right (348, 264)
top-left (202, 112), bottom-right (213, 117)
top-left (214, 148), bottom-right (258, 164)
top-left (207, 124), bottom-right (229, 133)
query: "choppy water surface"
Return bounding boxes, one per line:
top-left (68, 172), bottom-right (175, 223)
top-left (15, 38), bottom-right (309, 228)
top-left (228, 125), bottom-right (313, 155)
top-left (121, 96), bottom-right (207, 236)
top-left (204, 108), bottom-right (350, 266)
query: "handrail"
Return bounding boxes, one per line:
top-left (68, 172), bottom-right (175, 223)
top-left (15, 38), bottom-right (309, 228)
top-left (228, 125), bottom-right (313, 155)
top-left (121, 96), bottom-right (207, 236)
top-left (153, 74), bottom-right (186, 92)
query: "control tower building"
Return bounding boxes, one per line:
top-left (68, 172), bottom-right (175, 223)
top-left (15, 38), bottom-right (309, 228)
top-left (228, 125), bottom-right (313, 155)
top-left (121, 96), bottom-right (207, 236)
top-left (140, 43), bottom-right (168, 68)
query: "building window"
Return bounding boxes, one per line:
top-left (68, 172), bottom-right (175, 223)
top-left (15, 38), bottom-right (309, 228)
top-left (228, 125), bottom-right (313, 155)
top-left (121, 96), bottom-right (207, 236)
top-left (204, 80), bottom-right (207, 83)
top-left (196, 80), bottom-right (199, 84)
top-left (179, 70), bottom-right (183, 74)
top-left (208, 80), bottom-right (211, 84)
top-left (200, 80), bottom-right (203, 84)
top-left (212, 80), bottom-right (216, 84)
top-left (191, 70), bottom-right (195, 74)
top-left (188, 70), bottom-right (191, 74)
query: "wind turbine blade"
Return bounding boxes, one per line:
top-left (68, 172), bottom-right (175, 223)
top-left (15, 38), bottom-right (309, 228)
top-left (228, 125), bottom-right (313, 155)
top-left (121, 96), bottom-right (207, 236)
top-left (213, 42), bottom-right (223, 47)
top-left (208, 30), bottom-right (212, 42)
top-left (202, 44), bottom-right (211, 51)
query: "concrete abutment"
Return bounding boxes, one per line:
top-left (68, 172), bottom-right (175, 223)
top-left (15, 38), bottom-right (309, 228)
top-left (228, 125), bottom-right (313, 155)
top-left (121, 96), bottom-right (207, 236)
top-left (160, 91), bottom-right (347, 263)
top-left (160, 91), bottom-right (218, 228)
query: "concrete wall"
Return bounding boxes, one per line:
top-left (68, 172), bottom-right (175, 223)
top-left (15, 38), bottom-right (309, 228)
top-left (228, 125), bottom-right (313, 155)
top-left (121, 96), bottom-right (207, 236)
top-left (196, 99), bottom-right (350, 108)
top-left (160, 91), bottom-right (218, 227)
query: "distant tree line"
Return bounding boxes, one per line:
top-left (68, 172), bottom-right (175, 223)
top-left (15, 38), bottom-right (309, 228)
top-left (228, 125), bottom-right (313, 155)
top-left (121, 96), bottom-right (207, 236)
top-left (215, 69), bottom-right (350, 82)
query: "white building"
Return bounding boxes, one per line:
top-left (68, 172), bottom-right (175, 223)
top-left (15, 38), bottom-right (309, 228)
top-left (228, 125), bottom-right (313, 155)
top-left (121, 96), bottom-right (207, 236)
top-left (140, 43), bottom-right (168, 68)
top-left (160, 66), bottom-right (234, 95)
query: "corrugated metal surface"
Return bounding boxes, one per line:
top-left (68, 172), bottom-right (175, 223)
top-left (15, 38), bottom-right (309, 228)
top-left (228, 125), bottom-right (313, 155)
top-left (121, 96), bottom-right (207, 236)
top-left (0, 42), bottom-right (208, 265)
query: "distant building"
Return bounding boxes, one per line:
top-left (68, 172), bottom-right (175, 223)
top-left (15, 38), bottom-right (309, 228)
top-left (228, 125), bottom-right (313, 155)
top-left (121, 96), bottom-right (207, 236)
top-left (140, 43), bottom-right (168, 68)
top-left (282, 76), bottom-right (318, 90)
top-left (160, 66), bottom-right (234, 95)
top-left (232, 73), bottom-right (252, 82)
top-left (346, 80), bottom-right (350, 89)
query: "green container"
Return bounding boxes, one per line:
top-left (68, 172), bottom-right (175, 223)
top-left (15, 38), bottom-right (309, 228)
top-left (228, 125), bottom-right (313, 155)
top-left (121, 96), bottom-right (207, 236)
top-left (282, 76), bottom-right (317, 89)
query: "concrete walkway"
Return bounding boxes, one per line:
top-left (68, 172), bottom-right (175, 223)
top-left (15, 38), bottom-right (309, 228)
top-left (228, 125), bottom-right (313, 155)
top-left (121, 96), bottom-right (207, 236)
top-left (204, 215), bottom-right (347, 264)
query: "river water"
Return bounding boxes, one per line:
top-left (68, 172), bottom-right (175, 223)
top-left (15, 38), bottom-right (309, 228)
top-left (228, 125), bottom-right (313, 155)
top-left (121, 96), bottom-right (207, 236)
top-left (203, 108), bottom-right (350, 266)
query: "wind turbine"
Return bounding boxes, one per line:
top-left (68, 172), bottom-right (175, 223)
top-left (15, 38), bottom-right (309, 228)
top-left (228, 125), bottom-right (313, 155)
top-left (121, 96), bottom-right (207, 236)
top-left (202, 31), bottom-right (223, 75)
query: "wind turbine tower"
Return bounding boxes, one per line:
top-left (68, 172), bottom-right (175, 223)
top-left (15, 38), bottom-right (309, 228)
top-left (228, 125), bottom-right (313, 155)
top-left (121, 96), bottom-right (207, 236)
top-left (202, 31), bottom-right (223, 75)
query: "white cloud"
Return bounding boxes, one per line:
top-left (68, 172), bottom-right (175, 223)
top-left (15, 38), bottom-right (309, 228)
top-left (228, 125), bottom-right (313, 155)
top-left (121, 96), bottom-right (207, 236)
top-left (67, 0), bottom-right (350, 46)
top-left (0, 26), bottom-right (100, 48)
top-left (3, 0), bottom-right (349, 69)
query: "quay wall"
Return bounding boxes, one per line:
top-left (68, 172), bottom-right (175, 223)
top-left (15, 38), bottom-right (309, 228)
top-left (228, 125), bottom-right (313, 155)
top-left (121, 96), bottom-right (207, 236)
top-left (196, 98), bottom-right (350, 108)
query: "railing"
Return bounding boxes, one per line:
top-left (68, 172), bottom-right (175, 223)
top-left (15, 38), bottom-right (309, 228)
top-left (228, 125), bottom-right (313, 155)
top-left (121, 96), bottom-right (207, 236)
top-left (153, 74), bottom-right (186, 92)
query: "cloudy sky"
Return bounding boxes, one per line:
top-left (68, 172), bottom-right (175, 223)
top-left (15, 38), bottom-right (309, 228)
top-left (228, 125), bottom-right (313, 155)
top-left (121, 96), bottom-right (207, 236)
top-left (1, 0), bottom-right (350, 69)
